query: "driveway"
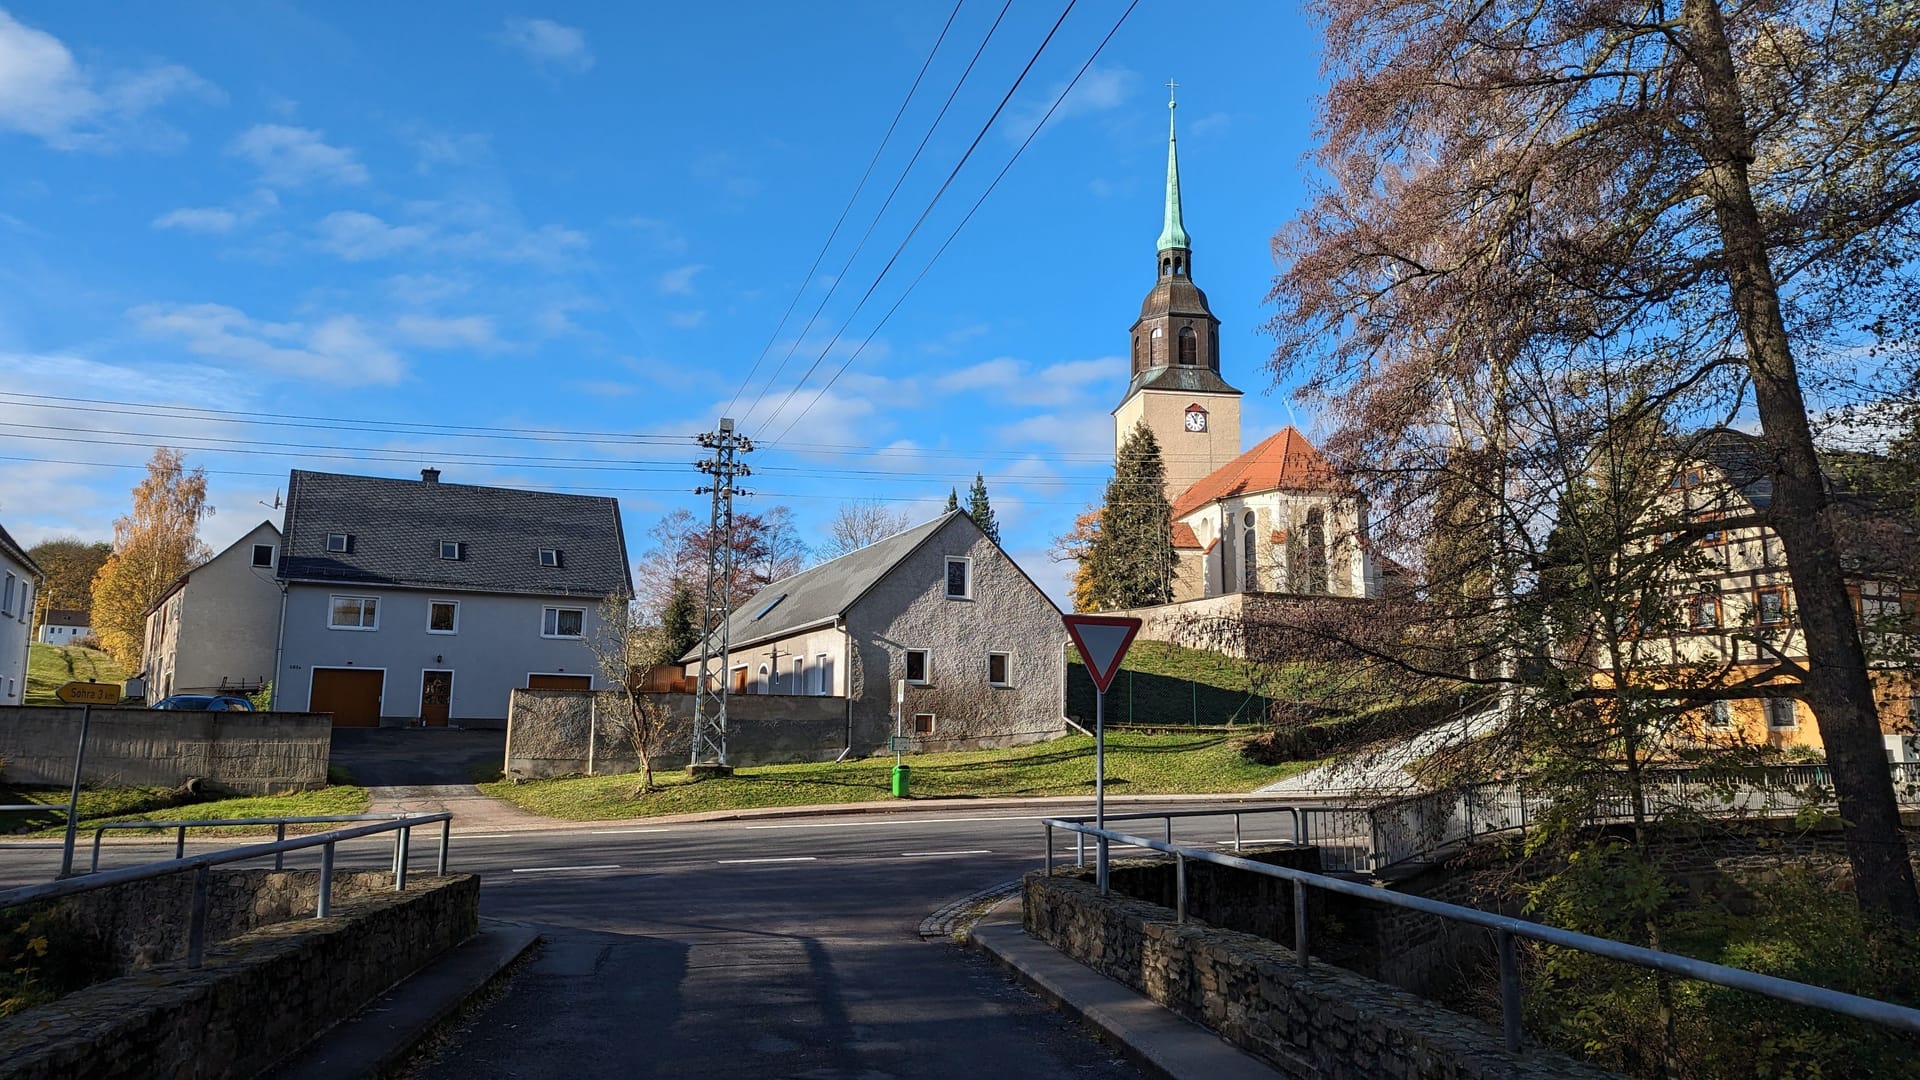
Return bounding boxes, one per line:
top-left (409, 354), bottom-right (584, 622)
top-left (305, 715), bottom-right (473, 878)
top-left (330, 728), bottom-right (546, 832)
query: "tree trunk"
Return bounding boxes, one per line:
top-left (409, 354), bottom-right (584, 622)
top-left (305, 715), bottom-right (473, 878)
top-left (1685, 0), bottom-right (1920, 927)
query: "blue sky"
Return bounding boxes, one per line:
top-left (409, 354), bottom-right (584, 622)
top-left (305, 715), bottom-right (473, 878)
top-left (0, 1), bottom-right (1324, 606)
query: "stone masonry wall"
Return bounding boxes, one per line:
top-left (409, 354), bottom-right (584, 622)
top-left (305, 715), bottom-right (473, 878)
top-left (1025, 868), bottom-right (1615, 1079)
top-left (0, 872), bottom-right (479, 1079)
top-left (0, 706), bottom-right (331, 793)
top-left (504, 687), bottom-right (849, 778)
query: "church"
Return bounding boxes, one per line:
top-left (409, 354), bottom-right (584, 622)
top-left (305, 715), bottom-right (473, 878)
top-left (1113, 92), bottom-right (1390, 605)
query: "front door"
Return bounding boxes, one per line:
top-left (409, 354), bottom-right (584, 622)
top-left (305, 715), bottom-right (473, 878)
top-left (311, 668), bottom-right (384, 727)
top-left (420, 670), bottom-right (453, 726)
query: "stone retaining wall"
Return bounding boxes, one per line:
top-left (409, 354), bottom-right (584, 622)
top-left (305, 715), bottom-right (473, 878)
top-left (1024, 867), bottom-right (1614, 1078)
top-left (0, 706), bottom-right (331, 793)
top-left (0, 872), bottom-right (478, 1079)
top-left (504, 688), bottom-right (851, 777)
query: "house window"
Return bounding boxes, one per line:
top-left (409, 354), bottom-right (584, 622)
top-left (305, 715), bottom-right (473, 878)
top-left (791, 656), bottom-right (804, 692)
top-left (1860, 580), bottom-right (1902, 621)
top-left (945, 557), bottom-right (972, 600)
top-left (1, 572), bottom-right (12, 616)
top-left (1697, 512), bottom-right (1724, 546)
top-left (812, 653), bottom-right (829, 695)
top-left (913, 713), bottom-right (937, 735)
top-left (328, 595), bottom-right (378, 630)
top-left (539, 548), bottom-right (562, 568)
top-left (542, 607), bottom-right (585, 638)
top-left (252, 544), bottom-right (275, 568)
top-left (988, 652), bottom-right (1010, 687)
top-left (439, 541), bottom-right (465, 561)
top-left (1689, 594), bottom-right (1720, 630)
top-left (1669, 468), bottom-right (1704, 489)
top-left (1708, 700), bottom-right (1733, 728)
top-left (1756, 588), bottom-right (1788, 626)
top-left (1764, 697), bottom-right (1797, 729)
top-left (905, 649), bottom-right (929, 684)
top-left (428, 601), bottom-right (459, 634)
top-left (326, 533), bottom-right (353, 553)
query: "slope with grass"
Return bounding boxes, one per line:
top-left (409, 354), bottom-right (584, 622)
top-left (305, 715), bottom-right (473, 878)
top-left (24, 644), bottom-right (128, 706)
top-left (482, 732), bottom-right (1317, 821)
top-left (0, 783), bottom-right (370, 838)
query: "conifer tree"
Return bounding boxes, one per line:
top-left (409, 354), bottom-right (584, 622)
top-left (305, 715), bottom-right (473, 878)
top-left (966, 472), bottom-right (1000, 544)
top-left (1083, 423), bottom-right (1175, 609)
top-left (945, 488), bottom-right (960, 513)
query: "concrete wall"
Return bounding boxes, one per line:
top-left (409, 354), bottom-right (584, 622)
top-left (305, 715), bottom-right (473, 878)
top-left (0, 871), bottom-right (478, 1080)
top-left (503, 688), bottom-right (852, 777)
top-left (1024, 868), bottom-right (1612, 1079)
top-left (143, 521), bottom-right (281, 699)
top-left (0, 706), bottom-right (330, 792)
top-left (846, 515), bottom-right (1068, 753)
top-left (0, 544), bottom-right (31, 707)
top-left (276, 584), bottom-right (607, 725)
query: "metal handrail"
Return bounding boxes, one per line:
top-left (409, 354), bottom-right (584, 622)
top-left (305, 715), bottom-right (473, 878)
top-left (0, 812), bottom-right (454, 971)
top-left (1041, 816), bottom-right (1920, 1054)
top-left (88, 813), bottom-right (416, 873)
top-left (0, 803), bottom-right (68, 816)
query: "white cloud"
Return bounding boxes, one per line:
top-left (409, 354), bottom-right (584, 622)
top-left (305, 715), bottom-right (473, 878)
top-left (385, 273), bottom-right (470, 306)
top-left (936, 356), bottom-right (1112, 408)
top-left (1004, 65), bottom-right (1135, 142)
top-left (668, 310), bottom-right (707, 329)
top-left (414, 130), bottom-right (489, 173)
top-left (313, 207), bottom-right (585, 265)
top-left (995, 412), bottom-right (1111, 457)
top-left (0, 10), bottom-right (216, 150)
top-left (497, 18), bottom-right (593, 74)
top-left (152, 188), bottom-right (277, 233)
top-left (130, 302), bottom-right (403, 385)
top-left (1190, 111), bottom-right (1231, 137)
top-left (614, 216), bottom-right (686, 255)
top-left (392, 314), bottom-right (499, 349)
top-left (229, 124), bottom-right (368, 187)
top-left (657, 264), bottom-right (705, 295)
top-left (316, 210), bottom-right (430, 259)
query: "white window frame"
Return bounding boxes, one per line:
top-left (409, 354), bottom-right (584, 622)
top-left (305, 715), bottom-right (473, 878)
top-left (1861, 580), bottom-right (1902, 620)
top-left (988, 651), bottom-right (1011, 687)
top-left (944, 556), bottom-right (972, 600)
top-left (904, 648), bottom-right (930, 685)
top-left (542, 606), bottom-right (586, 639)
top-left (328, 595), bottom-right (379, 631)
top-left (811, 652), bottom-right (829, 695)
top-left (427, 599), bottom-right (461, 635)
top-left (251, 544), bottom-right (276, 568)
top-left (326, 533), bottom-right (352, 553)
top-left (1764, 697), bottom-right (1797, 729)
top-left (439, 540), bottom-right (465, 561)
top-left (913, 712), bottom-right (937, 735)
top-left (539, 548), bottom-right (562, 568)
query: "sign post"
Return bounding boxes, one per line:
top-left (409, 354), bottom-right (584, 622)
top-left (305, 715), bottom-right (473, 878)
top-left (55, 681), bottom-right (119, 878)
top-left (1062, 615), bottom-right (1141, 894)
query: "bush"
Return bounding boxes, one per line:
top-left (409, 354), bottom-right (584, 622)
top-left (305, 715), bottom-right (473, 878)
top-left (246, 682), bottom-right (273, 711)
top-left (0, 904), bottom-right (112, 1017)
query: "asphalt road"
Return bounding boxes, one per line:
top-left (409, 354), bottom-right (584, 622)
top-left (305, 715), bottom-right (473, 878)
top-left (0, 805), bottom-right (1312, 1079)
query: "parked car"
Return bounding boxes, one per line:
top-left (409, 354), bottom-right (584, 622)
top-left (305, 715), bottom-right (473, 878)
top-left (150, 694), bottom-right (255, 711)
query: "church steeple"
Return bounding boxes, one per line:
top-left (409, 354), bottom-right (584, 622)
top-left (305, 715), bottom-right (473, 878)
top-left (1157, 84), bottom-right (1190, 255)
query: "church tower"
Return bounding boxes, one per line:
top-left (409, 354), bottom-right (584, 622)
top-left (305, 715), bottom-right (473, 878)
top-left (1113, 86), bottom-right (1243, 503)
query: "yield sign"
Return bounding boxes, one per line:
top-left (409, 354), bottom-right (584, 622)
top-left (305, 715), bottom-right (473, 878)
top-left (1063, 614), bottom-right (1142, 694)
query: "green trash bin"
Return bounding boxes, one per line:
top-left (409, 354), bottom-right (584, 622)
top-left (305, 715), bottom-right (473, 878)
top-left (891, 764), bottom-right (911, 798)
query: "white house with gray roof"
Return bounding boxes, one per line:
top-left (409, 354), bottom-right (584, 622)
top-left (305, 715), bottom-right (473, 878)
top-left (681, 510), bottom-right (1069, 753)
top-left (0, 522), bottom-right (40, 707)
top-left (273, 468), bottom-right (631, 728)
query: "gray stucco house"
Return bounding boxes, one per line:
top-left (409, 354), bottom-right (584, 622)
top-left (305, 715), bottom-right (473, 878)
top-left (0, 522), bottom-right (40, 707)
top-left (273, 468), bottom-right (630, 728)
top-left (681, 510), bottom-right (1069, 752)
top-left (142, 520), bottom-right (282, 699)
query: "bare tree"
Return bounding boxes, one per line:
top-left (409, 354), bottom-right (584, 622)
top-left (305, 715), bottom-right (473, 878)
top-left (1270, 0), bottom-right (1920, 925)
top-left (584, 593), bottom-right (679, 793)
top-left (821, 499), bottom-right (913, 559)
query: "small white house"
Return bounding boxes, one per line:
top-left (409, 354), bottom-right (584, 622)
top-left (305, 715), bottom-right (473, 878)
top-left (36, 608), bottom-right (90, 645)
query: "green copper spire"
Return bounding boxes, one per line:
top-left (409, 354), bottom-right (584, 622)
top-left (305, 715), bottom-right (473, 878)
top-left (1156, 82), bottom-right (1189, 253)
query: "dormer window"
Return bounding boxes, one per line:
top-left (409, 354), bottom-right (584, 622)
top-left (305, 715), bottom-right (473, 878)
top-left (439, 541), bottom-right (466, 561)
top-left (539, 548), bottom-right (562, 568)
top-left (326, 533), bottom-right (353, 554)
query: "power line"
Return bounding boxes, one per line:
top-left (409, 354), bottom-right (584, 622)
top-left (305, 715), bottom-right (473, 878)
top-left (739, 0), bottom-right (1019, 429)
top-left (750, 0), bottom-right (1082, 436)
top-left (722, 0), bottom-right (968, 419)
top-left (770, 0), bottom-right (1142, 445)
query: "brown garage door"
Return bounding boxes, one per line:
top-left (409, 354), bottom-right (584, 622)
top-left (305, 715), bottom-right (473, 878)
top-left (311, 668), bottom-right (385, 727)
top-left (526, 674), bottom-right (592, 690)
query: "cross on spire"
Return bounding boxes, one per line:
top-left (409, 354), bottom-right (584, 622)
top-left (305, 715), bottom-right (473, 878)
top-left (1166, 78), bottom-right (1179, 105)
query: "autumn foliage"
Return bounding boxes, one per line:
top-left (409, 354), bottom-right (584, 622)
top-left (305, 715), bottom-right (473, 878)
top-left (89, 448), bottom-right (210, 667)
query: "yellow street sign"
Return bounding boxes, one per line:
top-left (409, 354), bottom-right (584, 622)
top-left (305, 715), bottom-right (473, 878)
top-left (56, 682), bottom-right (120, 706)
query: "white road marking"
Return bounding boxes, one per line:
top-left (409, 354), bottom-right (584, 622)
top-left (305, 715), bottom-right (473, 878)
top-left (900, 850), bottom-right (992, 857)
top-left (588, 828), bottom-right (672, 835)
top-left (458, 833), bottom-right (526, 839)
top-left (509, 864), bottom-right (621, 873)
top-left (741, 814), bottom-right (1051, 830)
top-left (716, 856), bottom-right (818, 864)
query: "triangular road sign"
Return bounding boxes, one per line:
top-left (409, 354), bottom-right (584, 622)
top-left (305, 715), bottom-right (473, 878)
top-left (1063, 614), bottom-right (1143, 695)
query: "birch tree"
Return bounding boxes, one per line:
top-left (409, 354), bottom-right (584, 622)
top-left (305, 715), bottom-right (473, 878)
top-left (89, 448), bottom-right (210, 666)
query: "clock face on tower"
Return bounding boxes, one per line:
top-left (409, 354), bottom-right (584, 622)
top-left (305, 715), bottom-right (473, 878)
top-left (1184, 406), bottom-right (1208, 432)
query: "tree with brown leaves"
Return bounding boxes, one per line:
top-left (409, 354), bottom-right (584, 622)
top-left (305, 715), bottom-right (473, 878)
top-left (1271, 0), bottom-right (1920, 923)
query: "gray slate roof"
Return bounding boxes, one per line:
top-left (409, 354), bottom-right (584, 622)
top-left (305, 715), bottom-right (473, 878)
top-left (680, 512), bottom-right (965, 662)
top-left (1117, 364), bottom-right (1242, 405)
top-left (0, 522), bottom-right (41, 577)
top-left (279, 470), bottom-right (631, 598)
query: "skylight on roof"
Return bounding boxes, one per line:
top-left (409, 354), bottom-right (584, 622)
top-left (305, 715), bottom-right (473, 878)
top-left (752, 593), bottom-right (787, 621)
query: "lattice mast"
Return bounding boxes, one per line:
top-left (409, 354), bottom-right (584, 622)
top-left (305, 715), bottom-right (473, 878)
top-left (691, 417), bottom-right (752, 769)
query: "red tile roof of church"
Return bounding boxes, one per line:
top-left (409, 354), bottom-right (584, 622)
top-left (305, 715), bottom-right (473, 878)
top-left (1171, 521), bottom-right (1202, 549)
top-left (1171, 426), bottom-right (1344, 518)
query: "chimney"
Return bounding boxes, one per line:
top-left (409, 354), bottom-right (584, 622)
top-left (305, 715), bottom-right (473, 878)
top-left (421, 468), bottom-right (441, 484)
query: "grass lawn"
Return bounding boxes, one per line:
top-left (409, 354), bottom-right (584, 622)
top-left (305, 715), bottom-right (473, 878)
top-left (24, 644), bottom-right (128, 706)
top-left (482, 732), bottom-right (1318, 821)
top-left (0, 783), bottom-right (371, 838)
